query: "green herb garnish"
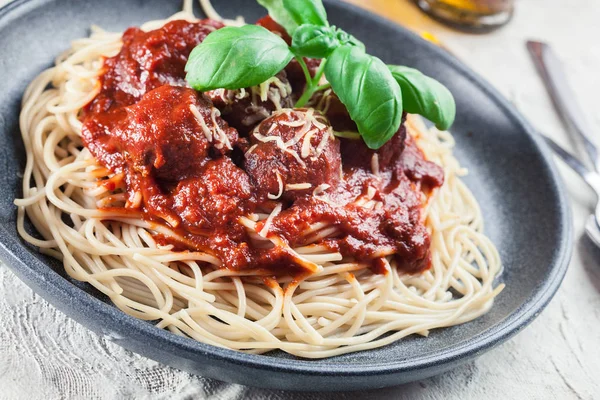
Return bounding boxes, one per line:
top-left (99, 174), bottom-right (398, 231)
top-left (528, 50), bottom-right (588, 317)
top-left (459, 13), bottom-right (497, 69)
top-left (185, 0), bottom-right (456, 149)
top-left (185, 25), bottom-right (293, 91)
top-left (325, 46), bottom-right (402, 149)
top-left (388, 65), bottom-right (455, 131)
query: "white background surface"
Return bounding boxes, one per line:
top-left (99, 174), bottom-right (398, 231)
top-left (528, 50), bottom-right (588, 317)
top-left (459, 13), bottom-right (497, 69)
top-left (1, 0), bottom-right (599, 399)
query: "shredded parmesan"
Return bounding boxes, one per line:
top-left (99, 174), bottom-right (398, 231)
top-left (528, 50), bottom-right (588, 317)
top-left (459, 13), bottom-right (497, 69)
top-left (211, 107), bottom-right (232, 150)
top-left (254, 132), bottom-right (287, 150)
top-left (245, 144), bottom-right (258, 157)
top-left (286, 183), bottom-right (312, 191)
top-left (235, 88), bottom-right (248, 99)
top-left (268, 172), bottom-right (284, 200)
top-left (315, 88), bottom-right (333, 114)
top-left (312, 115), bottom-right (327, 130)
top-left (190, 103), bottom-right (232, 150)
top-left (285, 148), bottom-right (307, 168)
top-left (190, 104), bottom-right (213, 142)
top-left (267, 122), bottom-right (278, 134)
top-left (251, 108), bottom-right (333, 169)
top-left (280, 119), bottom-right (306, 128)
top-left (366, 186), bottom-right (377, 200)
top-left (314, 127), bottom-right (333, 158)
top-left (249, 76), bottom-right (291, 111)
top-left (284, 119), bottom-right (312, 147)
top-left (371, 153), bottom-right (380, 175)
top-left (301, 128), bottom-right (318, 158)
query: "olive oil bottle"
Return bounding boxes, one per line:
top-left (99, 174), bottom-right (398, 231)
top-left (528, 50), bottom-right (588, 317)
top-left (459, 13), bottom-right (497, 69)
top-left (415, 0), bottom-right (514, 31)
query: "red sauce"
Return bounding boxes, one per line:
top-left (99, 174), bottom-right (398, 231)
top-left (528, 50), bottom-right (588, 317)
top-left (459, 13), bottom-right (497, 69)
top-left (85, 19), bottom-right (224, 115)
top-left (81, 19), bottom-right (444, 276)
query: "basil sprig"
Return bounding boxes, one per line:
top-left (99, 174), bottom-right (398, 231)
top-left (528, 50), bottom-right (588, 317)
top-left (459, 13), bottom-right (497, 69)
top-left (185, 0), bottom-right (456, 149)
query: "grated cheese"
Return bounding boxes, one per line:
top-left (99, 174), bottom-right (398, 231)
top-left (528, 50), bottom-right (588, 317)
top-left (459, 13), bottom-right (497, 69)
top-left (245, 144), bottom-right (258, 157)
top-left (268, 172), bottom-right (284, 200)
top-left (190, 104), bottom-right (213, 143)
top-left (235, 88), bottom-right (248, 100)
top-left (301, 128), bottom-right (318, 158)
top-left (371, 153), bottom-right (380, 175)
top-left (314, 127), bottom-right (333, 158)
top-left (210, 107), bottom-right (232, 150)
top-left (286, 183), bottom-right (312, 191)
top-left (190, 103), bottom-right (232, 150)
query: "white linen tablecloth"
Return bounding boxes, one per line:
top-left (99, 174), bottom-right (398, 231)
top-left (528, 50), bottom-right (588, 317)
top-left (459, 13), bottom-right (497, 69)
top-left (1, 0), bottom-right (599, 398)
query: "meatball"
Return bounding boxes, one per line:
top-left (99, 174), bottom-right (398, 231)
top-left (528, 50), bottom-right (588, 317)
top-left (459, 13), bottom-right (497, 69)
top-left (244, 108), bottom-right (341, 202)
top-left (337, 111), bottom-right (443, 188)
top-left (172, 157), bottom-right (255, 230)
top-left (86, 20), bottom-right (224, 114)
top-left (339, 116), bottom-right (408, 172)
top-left (206, 71), bottom-right (294, 135)
top-left (311, 90), bottom-right (408, 173)
top-left (82, 85), bottom-right (239, 183)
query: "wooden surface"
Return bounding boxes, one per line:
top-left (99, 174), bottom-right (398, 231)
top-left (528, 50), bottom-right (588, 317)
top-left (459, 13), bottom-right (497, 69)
top-left (1, 0), bottom-right (600, 399)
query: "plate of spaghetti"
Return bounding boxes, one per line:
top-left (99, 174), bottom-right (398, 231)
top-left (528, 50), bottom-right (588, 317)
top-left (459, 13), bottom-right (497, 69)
top-left (0, 0), bottom-right (571, 391)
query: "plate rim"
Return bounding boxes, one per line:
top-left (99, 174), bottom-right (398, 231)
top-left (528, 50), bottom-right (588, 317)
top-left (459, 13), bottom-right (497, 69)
top-left (0, 0), bottom-right (573, 380)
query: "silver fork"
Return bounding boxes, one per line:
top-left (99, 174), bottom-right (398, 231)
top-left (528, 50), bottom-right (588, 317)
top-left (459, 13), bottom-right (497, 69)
top-left (542, 136), bottom-right (600, 246)
top-left (527, 40), bottom-right (600, 246)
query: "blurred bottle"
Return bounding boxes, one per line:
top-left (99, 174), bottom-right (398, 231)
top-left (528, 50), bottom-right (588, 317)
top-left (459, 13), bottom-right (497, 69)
top-left (415, 0), bottom-right (514, 32)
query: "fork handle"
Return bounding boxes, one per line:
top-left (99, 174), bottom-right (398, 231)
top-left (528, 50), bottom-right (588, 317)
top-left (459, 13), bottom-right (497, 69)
top-left (527, 40), bottom-right (600, 173)
top-left (541, 134), bottom-right (600, 195)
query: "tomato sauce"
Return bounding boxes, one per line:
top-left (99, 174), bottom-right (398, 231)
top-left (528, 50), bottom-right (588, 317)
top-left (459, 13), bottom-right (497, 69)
top-left (81, 19), bottom-right (444, 275)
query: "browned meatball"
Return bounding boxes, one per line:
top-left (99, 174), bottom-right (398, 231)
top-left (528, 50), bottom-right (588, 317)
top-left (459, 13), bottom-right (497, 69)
top-left (82, 85), bottom-right (239, 183)
top-left (206, 72), bottom-right (294, 135)
top-left (85, 20), bottom-right (224, 114)
top-left (339, 115), bottom-right (407, 172)
top-left (244, 108), bottom-right (341, 202)
top-left (172, 157), bottom-right (255, 230)
top-left (337, 112), bottom-right (443, 188)
top-left (310, 90), bottom-right (410, 173)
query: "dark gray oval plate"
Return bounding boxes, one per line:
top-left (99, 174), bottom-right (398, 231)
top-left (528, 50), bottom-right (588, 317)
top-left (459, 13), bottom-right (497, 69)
top-left (0, 0), bottom-right (572, 392)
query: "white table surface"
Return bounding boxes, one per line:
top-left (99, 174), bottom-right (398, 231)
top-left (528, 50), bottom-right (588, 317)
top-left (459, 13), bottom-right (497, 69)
top-left (1, 0), bottom-right (599, 399)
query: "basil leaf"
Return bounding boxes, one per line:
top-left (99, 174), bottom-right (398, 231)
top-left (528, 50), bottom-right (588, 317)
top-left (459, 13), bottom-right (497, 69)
top-left (325, 46), bottom-right (402, 149)
top-left (257, 0), bottom-right (298, 34)
top-left (185, 25), bottom-right (293, 91)
top-left (335, 29), bottom-right (365, 51)
top-left (291, 24), bottom-right (339, 58)
top-left (388, 65), bottom-right (456, 130)
top-left (292, 25), bottom-right (365, 59)
top-left (283, 0), bottom-right (328, 28)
